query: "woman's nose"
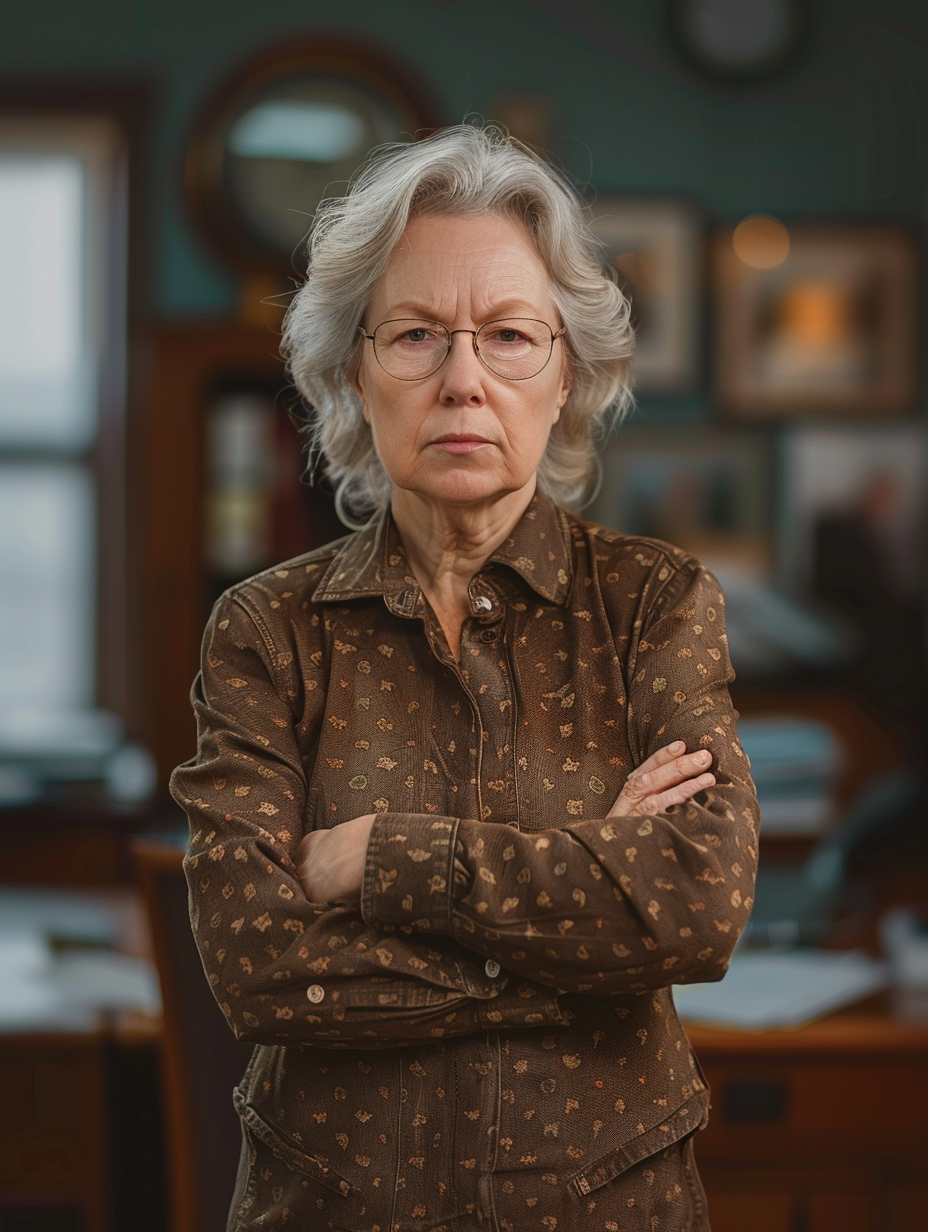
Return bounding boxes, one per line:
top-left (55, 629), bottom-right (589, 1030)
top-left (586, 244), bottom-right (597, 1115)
top-left (439, 331), bottom-right (486, 404)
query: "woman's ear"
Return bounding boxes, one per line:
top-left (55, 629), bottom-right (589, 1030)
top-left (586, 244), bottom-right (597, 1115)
top-left (556, 365), bottom-right (573, 414)
top-left (350, 364), bottom-right (370, 423)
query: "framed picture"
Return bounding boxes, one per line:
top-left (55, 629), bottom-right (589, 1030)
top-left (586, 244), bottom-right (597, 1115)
top-left (589, 426), bottom-right (772, 583)
top-left (587, 196), bottom-right (703, 398)
top-left (714, 223), bottom-right (919, 419)
top-left (780, 424), bottom-right (926, 602)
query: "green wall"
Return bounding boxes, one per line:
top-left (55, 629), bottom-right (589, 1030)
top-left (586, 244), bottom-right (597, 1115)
top-left (2, 0), bottom-right (925, 321)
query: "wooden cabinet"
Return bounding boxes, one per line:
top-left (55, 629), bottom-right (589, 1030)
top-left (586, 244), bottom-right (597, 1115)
top-left (689, 1004), bottom-right (928, 1232)
top-left (704, 1178), bottom-right (876, 1232)
top-left (141, 321), bottom-right (341, 784)
top-left (0, 1036), bottom-right (108, 1231)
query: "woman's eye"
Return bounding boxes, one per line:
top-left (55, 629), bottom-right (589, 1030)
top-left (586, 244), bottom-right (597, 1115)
top-left (492, 328), bottom-right (525, 344)
top-left (403, 329), bottom-right (430, 343)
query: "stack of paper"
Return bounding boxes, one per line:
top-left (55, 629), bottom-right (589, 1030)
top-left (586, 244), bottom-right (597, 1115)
top-left (673, 949), bottom-right (886, 1030)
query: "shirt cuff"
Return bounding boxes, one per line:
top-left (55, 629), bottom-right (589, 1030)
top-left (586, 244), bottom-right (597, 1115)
top-left (361, 813), bottom-right (460, 935)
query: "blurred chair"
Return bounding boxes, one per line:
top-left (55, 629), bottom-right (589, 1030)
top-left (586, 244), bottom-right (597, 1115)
top-left (745, 769), bottom-right (922, 947)
top-left (135, 837), bottom-right (252, 1232)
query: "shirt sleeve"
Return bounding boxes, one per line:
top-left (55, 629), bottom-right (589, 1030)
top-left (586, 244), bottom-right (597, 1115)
top-left (171, 591), bottom-right (565, 1049)
top-left (360, 561), bottom-right (760, 997)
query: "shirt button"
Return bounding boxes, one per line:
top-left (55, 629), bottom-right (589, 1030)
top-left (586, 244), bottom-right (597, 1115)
top-left (474, 595), bottom-right (493, 612)
top-left (479, 628), bottom-right (498, 644)
top-left (306, 984), bottom-right (325, 1004)
top-left (484, 959), bottom-right (501, 979)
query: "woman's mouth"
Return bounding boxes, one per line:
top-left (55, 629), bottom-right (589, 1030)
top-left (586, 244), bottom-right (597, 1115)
top-left (430, 434), bottom-right (492, 454)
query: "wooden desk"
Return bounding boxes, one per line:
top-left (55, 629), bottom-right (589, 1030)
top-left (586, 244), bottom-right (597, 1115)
top-left (0, 889), bottom-right (164, 1232)
top-left (689, 997), bottom-right (928, 1232)
top-left (4, 879), bottom-right (926, 1232)
top-left (0, 1029), bottom-right (109, 1232)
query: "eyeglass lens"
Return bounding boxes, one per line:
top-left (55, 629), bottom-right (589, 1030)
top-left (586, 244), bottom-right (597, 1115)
top-left (371, 319), bottom-right (556, 380)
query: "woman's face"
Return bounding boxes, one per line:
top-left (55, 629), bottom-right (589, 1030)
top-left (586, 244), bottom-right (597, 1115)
top-left (353, 213), bottom-right (572, 513)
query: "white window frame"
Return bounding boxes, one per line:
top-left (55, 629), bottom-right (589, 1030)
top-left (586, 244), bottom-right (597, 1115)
top-left (0, 113), bottom-right (130, 741)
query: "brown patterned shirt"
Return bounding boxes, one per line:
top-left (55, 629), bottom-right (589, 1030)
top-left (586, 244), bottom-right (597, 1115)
top-left (171, 491), bottom-right (759, 1232)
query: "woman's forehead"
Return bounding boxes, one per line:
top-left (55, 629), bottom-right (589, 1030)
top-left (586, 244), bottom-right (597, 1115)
top-left (372, 213), bottom-right (554, 317)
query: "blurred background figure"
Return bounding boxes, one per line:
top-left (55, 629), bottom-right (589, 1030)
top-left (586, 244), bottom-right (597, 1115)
top-left (0, 2), bottom-right (926, 1231)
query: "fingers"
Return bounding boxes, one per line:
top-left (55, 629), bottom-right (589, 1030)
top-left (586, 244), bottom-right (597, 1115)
top-left (608, 743), bottom-right (716, 817)
top-left (645, 772), bottom-right (716, 814)
top-left (608, 769), bottom-right (716, 818)
top-left (627, 746), bottom-right (713, 799)
top-left (635, 740), bottom-right (689, 774)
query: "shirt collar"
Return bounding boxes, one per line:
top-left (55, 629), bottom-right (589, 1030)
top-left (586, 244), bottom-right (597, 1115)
top-left (311, 490), bottom-right (573, 611)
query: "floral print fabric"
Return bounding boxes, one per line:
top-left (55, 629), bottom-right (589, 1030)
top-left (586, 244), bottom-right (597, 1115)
top-left (171, 492), bottom-right (759, 1231)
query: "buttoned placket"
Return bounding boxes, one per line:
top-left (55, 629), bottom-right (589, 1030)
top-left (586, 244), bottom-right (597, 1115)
top-left (462, 585), bottom-right (520, 834)
top-left (385, 575), bottom-right (515, 1219)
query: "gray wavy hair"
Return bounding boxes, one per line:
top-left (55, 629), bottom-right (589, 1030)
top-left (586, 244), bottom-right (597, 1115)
top-left (282, 124), bottom-right (634, 527)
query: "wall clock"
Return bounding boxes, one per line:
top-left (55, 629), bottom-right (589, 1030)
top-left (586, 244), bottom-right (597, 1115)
top-left (667, 0), bottom-right (812, 84)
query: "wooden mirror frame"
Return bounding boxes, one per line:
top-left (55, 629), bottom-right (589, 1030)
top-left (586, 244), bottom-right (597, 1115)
top-left (184, 37), bottom-right (442, 277)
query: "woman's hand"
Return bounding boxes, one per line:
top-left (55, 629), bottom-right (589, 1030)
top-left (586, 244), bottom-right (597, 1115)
top-left (297, 814), bottom-right (376, 903)
top-left (608, 742), bottom-right (715, 818)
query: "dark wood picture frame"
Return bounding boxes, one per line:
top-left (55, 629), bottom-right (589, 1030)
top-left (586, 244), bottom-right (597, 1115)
top-left (587, 194), bottom-right (704, 398)
top-left (590, 425), bottom-right (772, 580)
top-left (714, 223), bottom-right (919, 421)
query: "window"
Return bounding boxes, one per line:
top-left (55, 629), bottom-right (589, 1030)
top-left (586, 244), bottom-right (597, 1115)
top-left (0, 112), bottom-right (137, 788)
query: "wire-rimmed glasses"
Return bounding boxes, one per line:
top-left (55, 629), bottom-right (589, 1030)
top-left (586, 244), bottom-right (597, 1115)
top-left (359, 318), bottom-right (566, 382)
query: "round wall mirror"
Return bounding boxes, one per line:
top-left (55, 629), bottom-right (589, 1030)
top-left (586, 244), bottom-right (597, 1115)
top-left (185, 40), bottom-right (441, 276)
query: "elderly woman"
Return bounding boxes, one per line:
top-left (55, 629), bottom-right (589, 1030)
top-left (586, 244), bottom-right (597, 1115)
top-left (172, 125), bottom-right (758, 1232)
